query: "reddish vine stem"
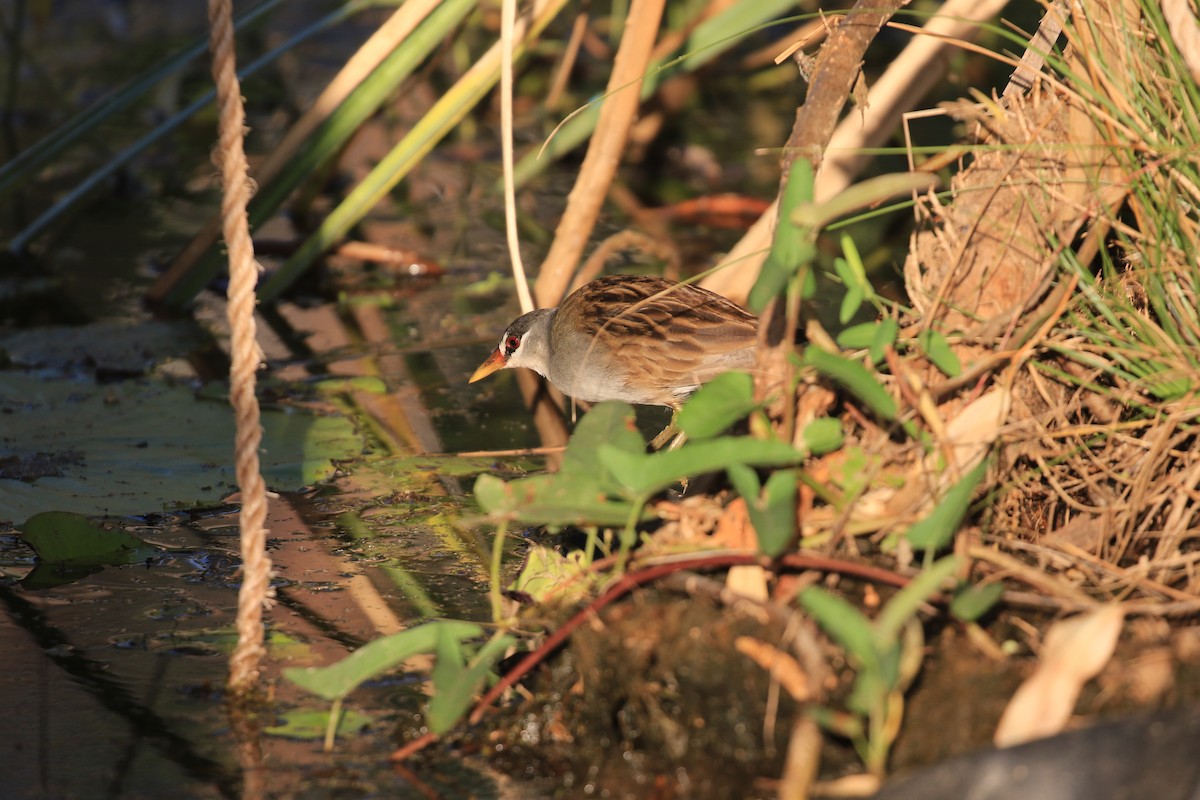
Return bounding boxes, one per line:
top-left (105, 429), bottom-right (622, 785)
top-left (389, 551), bottom-right (913, 762)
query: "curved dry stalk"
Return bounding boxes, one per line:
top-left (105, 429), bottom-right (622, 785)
top-left (501, 0), bottom-right (534, 315)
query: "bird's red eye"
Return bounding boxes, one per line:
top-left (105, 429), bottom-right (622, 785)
top-left (504, 334), bottom-right (521, 353)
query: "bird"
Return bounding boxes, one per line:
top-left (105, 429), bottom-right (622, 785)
top-left (469, 275), bottom-right (759, 414)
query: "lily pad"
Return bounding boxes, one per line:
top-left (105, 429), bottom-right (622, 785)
top-left (0, 372), bottom-right (363, 525)
top-left (265, 707), bottom-right (374, 740)
top-left (18, 510), bottom-right (158, 564)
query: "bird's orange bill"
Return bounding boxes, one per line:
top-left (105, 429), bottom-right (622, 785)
top-left (469, 349), bottom-right (507, 383)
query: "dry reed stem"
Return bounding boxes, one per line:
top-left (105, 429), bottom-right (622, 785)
top-left (207, 0), bottom-right (273, 696)
top-left (152, 0), bottom-right (443, 303)
top-left (531, 0), bottom-right (666, 308)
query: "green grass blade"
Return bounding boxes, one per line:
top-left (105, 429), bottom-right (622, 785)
top-left (283, 620), bottom-right (483, 702)
top-left (260, 0), bottom-right (573, 302)
top-left (159, 0), bottom-right (473, 306)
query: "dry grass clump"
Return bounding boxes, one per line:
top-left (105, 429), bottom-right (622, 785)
top-left (901, 0), bottom-right (1200, 605)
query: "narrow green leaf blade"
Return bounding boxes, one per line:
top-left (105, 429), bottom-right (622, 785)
top-left (426, 634), bottom-right (517, 734)
top-left (874, 555), bottom-right (958, 649)
top-left (601, 437), bottom-right (808, 497)
top-left (474, 472), bottom-right (644, 528)
top-left (563, 401), bottom-right (644, 476)
top-left (801, 417), bottom-right (844, 454)
top-left (283, 620), bottom-right (483, 702)
top-left (836, 321), bottom-right (883, 350)
top-left (798, 586), bottom-right (881, 672)
top-left (803, 347), bottom-right (897, 421)
top-left (751, 469), bottom-right (798, 557)
top-left (839, 286), bottom-right (864, 325)
top-left (905, 459), bottom-right (988, 552)
top-left (916, 329), bottom-right (962, 377)
top-left (950, 581), bottom-right (1005, 622)
top-left (870, 318), bottom-right (900, 365)
top-left (749, 160), bottom-right (817, 313)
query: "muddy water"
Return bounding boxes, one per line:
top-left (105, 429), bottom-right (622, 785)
top-left (0, 303), bottom-right (543, 800)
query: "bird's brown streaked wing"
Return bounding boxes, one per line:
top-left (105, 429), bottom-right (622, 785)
top-left (567, 276), bottom-right (757, 353)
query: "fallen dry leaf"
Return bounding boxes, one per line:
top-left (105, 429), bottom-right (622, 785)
top-left (994, 604), bottom-right (1126, 747)
top-left (735, 636), bottom-right (811, 701)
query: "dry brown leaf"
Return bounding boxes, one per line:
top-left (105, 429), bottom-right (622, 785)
top-left (726, 565), bottom-right (770, 601)
top-left (735, 636), bottom-right (811, 701)
top-left (935, 387), bottom-right (1011, 474)
top-left (711, 498), bottom-right (770, 599)
top-left (712, 496), bottom-right (755, 548)
top-left (1162, 0), bottom-right (1200, 84)
top-left (994, 604), bottom-right (1126, 747)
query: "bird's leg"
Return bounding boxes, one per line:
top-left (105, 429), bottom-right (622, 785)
top-left (649, 409), bottom-right (688, 451)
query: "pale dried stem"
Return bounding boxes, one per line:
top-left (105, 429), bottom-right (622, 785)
top-left (501, 0), bottom-right (534, 314)
top-left (532, 0), bottom-right (667, 308)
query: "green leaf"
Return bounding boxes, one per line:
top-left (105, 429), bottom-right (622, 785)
top-left (801, 417), bottom-right (844, 455)
top-left (18, 511), bottom-right (158, 565)
top-left (871, 318), bottom-right (900, 365)
top-left (803, 347), bottom-right (897, 421)
top-left (949, 581), bottom-right (1005, 622)
top-left (283, 620), bottom-right (483, 702)
top-left (676, 371), bottom-right (758, 440)
top-left (837, 321), bottom-right (881, 350)
top-left (726, 463), bottom-right (761, 501)
top-left (430, 619), bottom-right (470, 696)
top-left (797, 586), bottom-right (880, 673)
top-left (562, 401), bottom-right (644, 477)
top-left (839, 285), bottom-right (864, 325)
top-left (873, 555), bottom-right (958, 650)
top-left (749, 160), bottom-right (817, 313)
top-left (838, 235), bottom-right (872, 298)
top-left (916, 329), bottom-right (962, 377)
top-left (598, 436), bottom-right (809, 498)
top-left (846, 664), bottom-right (891, 718)
top-left (837, 318), bottom-right (900, 366)
top-left (426, 633), bottom-right (516, 734)
top-left (474, 472), bottom-right (646, 528)
top-left (905, 459), bottom-right (988, 552)
top-left (682, 0), bottom-right (806, 70)
top-left (791, 172), bottom-right (938, 231)
top-left (264, 707), bottom-right (373, 740)
top-left (739, 467), bottom-right (797, 558)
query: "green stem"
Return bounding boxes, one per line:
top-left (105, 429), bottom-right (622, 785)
top-left (616, 493), bottom-right (648, 570)
top-left (324, 697), bottom-right (343, 753)
top-left (489, 520), bottom-right (510, 625)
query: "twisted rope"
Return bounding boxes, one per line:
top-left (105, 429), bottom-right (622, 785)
top-left (207, 0), bottom-right (273, 695)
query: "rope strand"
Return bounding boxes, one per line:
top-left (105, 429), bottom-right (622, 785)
top-left (207, 0), bottom-right (273, 696)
